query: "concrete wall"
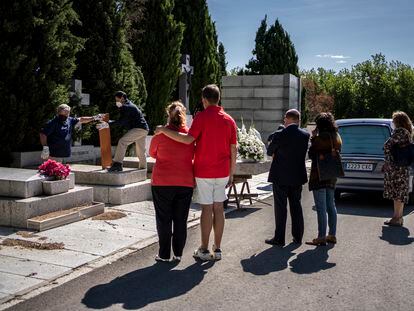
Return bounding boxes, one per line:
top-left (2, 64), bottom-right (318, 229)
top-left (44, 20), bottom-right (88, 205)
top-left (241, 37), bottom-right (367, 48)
top-left (221, 74), bottom-right (301, 141)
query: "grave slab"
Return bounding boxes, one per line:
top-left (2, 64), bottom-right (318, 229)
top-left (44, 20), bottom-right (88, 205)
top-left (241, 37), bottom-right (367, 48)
top-left (0, 168), bottom-right (43, 198)
top-left (0, 256), bottom-right (71, 280)
top-left (0, 292), bottom-right (9, 302)
top-left (71, 164), bottom-right (147, 186)
top-left (0, 271), bottom-right (44, 295)
top-left (0, 247), bottom-right (99, 268)
top-left (24, 215), bottom-right (156, 256)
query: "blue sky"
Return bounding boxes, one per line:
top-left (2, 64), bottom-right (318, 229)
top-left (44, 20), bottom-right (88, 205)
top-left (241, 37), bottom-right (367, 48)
top-left (207, 0), bottom-right (414, 72)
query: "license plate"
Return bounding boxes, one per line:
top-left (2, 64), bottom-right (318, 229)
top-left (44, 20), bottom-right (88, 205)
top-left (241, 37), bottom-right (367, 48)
top-left (345, 163), bottom-right (374, 171)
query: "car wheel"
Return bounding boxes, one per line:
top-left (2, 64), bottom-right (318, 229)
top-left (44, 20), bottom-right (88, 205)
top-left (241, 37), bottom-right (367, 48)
top-left (334, 190), bottom-right (342, 201)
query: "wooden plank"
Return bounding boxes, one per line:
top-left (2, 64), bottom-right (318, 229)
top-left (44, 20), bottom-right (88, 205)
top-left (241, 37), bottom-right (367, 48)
top-left (99, 113), bottom-right (112, 169)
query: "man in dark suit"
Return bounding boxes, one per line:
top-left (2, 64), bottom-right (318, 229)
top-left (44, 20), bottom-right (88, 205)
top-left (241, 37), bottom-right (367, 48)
top-left (266, 109), bottom-right (310, 247)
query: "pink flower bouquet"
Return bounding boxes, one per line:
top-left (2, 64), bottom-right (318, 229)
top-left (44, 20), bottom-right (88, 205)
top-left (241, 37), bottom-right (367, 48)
top-left (38, 160), bottom-right (71, 180)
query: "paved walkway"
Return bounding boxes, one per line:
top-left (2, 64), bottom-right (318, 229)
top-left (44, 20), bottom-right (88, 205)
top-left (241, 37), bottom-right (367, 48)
top-left (4, 186), bottom-right (414, 311)
top-left (0, 172), bottom-right (272, 307)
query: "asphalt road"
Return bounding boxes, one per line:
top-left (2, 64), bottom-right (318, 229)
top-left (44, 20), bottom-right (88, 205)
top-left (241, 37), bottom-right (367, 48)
top-left (6, 188), bottom-right (414, 311)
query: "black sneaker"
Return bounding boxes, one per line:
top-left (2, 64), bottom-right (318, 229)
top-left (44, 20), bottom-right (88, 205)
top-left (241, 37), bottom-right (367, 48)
top-left (108, 162), bottom-right (123, 172)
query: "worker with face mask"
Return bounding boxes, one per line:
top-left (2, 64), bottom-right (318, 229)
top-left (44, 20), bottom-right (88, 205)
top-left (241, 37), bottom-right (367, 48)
top-left (96, 91), bottom-right (149, 172)
top-left (40, 104), bottom-right (101, 163)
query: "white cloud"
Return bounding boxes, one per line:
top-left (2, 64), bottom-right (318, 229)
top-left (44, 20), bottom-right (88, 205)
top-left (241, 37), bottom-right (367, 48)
top-left (316, 54), bottom-right (351, 59)
top-left (336, 60), bottom-right (347, 64)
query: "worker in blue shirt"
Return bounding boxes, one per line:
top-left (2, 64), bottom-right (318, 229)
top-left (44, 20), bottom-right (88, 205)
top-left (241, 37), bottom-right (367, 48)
top-left (40, 104), bottom-right (100, 162)
top-left (96, 91), bottom-right (149, 172)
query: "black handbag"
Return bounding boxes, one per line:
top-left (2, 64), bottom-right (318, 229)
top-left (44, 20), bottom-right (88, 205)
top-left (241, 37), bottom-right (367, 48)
top-left (317, 134), bottom-right (345, 181)
top-left (391, 143), bottom-right (414, 167)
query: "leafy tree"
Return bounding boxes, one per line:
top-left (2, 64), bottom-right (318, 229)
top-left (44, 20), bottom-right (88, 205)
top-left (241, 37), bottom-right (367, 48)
top-left (129, 0), bottom-right (184, 131)
top-left (246, 16), bottom-right (299, 76)
top-left (302, 54), bottom-right (414, 121)
top-left (174, 0), bottom-right (220, 112)
top-left (0, 0), bottom-right (83, 165)
top-left (72, 0), bottom-right (146, 144)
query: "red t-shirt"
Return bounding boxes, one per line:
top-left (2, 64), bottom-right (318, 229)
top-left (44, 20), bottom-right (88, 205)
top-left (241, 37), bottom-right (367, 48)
top-left (188, 105), bottom-right (237, 178)
top-left (149, 125), bottom-right (195, 187)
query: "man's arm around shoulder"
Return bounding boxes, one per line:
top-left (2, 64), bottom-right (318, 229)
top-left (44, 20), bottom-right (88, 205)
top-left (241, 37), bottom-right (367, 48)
top-left (154, 126), bottom-right (195, 144)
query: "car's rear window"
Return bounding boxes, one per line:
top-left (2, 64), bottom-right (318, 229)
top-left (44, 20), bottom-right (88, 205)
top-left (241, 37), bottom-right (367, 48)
top-left (338, 125), bottom-right (391, 156)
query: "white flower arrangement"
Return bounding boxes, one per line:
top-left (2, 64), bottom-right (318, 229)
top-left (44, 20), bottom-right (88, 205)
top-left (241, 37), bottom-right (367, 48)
top-left (237, 121), bottom-right (265, 162)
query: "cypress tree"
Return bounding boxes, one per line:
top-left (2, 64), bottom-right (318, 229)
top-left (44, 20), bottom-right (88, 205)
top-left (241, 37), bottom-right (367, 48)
top-left (246, 16), bottom-right (299, 76)
top-left (218, 42), bottom-right (228, 77)
top-left (174, 0), bottom-right (220, 112)
top-left (72, 0), bottom-right (146, 115)
top-left (129, 0), bottom-right (184, 130)
top-left (0, 0), bottom-right (83, 165)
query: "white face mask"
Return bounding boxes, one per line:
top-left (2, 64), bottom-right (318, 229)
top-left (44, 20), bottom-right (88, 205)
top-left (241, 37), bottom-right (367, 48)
top-left (116, 101), bottom-right (122, 108)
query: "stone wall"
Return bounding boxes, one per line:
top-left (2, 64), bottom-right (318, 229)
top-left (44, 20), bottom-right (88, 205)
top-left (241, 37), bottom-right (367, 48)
top-left (221, 74), bottom-right (301, 141)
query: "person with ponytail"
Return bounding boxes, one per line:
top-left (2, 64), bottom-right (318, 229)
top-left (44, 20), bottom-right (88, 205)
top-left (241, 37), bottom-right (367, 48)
top-left (149, 101), bottom-right (195, 262)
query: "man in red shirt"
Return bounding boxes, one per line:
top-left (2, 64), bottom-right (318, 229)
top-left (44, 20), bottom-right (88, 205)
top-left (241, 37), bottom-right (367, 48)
top-left (155, 84), bottom-right (237, 261)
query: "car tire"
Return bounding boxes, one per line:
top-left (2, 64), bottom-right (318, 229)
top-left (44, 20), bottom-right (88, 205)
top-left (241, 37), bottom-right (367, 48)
top-left (334, 190), bottom-right (342, 201)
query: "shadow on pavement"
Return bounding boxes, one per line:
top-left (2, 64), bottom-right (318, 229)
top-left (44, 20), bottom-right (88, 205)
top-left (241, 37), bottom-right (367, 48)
top-left (241, 243), bottom-right (300, 275)
top-left (257, 184), bottom-right (272, 192)
top-left (336, 193), bottom-right (414, 218)
top-left (380, 226), bottom-right (414, 245)
top-left (289, 244), bottom-right (336, 274)
top-left (226, 207), bottom-right (261, 219)
top-left (82, 261), bottom-right (214, 310)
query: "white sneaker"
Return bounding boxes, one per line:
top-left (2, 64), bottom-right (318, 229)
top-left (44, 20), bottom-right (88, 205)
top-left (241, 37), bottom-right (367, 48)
top-left (212, 245), bottom-right (222, 261)
top-left (155, 255), bottom-right (170, 262)
top-left (193, 247), bottom-right (214, 261)
top-left (172, 256), bottom-right (181, 262)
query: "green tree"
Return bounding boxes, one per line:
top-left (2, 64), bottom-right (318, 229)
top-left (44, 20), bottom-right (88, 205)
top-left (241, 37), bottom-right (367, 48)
top-left (129, 0), bottom-right (184, 130)
top-left (218, 42), bottom-right (228, 77)
top-left (0, 0), bottom-right (83, 165)
top-left (174, 0), bottom-right (220, 112)
top-left (72, 0), bottom-right (146, 118)
top-left (302, 54), bottom-right (414, 120)
top-left (246, 16), bottom-right (299, 76)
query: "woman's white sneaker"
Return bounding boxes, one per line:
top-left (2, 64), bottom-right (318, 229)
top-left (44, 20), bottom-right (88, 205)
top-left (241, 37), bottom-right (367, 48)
top-left (155, 255), bottom-right (170, 262)
top-left (193, 247), bottom-right (214, 261)
top-left (212, 245), bottom-right (222, 261)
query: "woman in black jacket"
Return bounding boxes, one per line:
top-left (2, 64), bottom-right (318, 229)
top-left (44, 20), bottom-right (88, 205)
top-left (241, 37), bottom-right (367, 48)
top-left (306, 113), bottom-right (342, 246)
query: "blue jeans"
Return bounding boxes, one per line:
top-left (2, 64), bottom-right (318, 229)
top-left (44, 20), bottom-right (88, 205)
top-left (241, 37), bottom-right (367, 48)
top-left (313, 188), bottom-right (337, 238)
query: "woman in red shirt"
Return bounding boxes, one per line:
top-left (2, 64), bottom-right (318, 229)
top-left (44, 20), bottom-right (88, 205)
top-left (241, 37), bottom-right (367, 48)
top-left (150, 101), bottom-right (195, 262)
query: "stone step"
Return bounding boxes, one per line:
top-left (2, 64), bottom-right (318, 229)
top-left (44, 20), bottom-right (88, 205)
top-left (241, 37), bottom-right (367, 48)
top-left (122, 157), bottom-right (155, 173)
top-left (0, 186), bottom-right (94, 228)
top-left (88, 180), bottom-right (152, 205)
top-left (71, 164), bottom-right (147, 186)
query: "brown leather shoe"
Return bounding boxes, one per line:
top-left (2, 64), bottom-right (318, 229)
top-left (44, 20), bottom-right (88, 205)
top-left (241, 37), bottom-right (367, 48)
top-left (326, 235), bottom-right (337, 244)
top-left (305, 237), bottom-right (327, 246)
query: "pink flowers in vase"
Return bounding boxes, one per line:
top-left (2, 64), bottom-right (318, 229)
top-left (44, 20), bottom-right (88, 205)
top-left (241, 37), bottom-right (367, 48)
top-left (38, 159), bottom-right (71, 180)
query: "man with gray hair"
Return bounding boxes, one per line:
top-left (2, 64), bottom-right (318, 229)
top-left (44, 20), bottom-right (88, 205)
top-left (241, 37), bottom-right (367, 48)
top-left (265, 109), bottom-right (310, 247)
top-left (39, 104), bottom-right (100, 162)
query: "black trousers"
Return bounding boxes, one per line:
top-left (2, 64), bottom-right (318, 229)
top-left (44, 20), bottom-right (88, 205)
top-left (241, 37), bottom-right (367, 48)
top-left (151, 186), bottom-right (193, 259)
top-left (272, 183), bottom-right (304, 244)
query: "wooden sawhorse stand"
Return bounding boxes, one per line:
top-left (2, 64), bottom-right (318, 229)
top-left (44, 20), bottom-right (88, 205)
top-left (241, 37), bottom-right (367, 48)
top-left (227, 174), bottom-right (258, 209)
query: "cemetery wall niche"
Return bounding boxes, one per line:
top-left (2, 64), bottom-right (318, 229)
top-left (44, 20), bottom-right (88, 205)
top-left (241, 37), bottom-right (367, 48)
top-left (221, 74), bottom-right (301, 141)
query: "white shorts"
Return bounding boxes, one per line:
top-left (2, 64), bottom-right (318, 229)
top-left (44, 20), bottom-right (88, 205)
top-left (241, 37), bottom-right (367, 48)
top-left (194, 177), bottom-right (229, 205)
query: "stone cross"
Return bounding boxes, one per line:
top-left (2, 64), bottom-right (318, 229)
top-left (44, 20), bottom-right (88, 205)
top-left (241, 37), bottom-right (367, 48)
top-left (69, 79), bottom-right (90, 146)
top-left (70, 79), bottom-right (90, 106)
top-left (179, 54), bottom-right (194, 114)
